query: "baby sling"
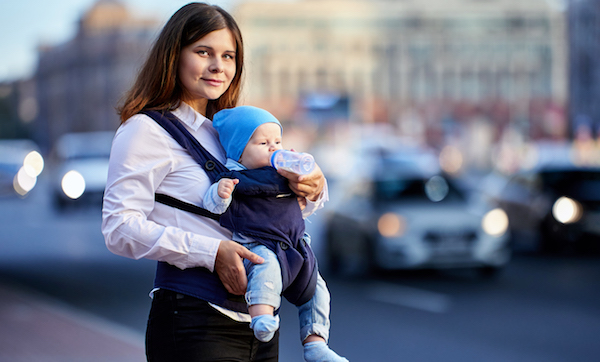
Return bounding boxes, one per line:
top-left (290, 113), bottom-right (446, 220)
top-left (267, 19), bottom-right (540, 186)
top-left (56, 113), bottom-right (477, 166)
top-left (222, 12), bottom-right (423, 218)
top-left (143, 110), bottom-right (318, 307)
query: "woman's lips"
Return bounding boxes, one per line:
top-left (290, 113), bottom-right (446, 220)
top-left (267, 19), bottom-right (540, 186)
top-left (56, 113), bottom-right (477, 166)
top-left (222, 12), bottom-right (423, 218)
top-left (202, 78), bottom-right (223, 87)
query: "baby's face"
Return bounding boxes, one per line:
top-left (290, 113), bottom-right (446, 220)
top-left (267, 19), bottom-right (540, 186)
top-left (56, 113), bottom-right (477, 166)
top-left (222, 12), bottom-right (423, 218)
top-left (239, 122), bottom-right (283, 169)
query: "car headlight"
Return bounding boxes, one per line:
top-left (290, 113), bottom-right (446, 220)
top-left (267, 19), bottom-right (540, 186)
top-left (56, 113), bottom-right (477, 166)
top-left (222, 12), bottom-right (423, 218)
top-left (552, 196), bottom-right (582, 224)
top-left (482, 208), bottom-right (509, 237)
top-left (23, 151), bottom-right (44, 177)
top-left (13, 166), bottom-right (37, 196)
top-left (378, 213), bottom-right (407, 238)
top-left (61, 170), bottom-right (86, 199)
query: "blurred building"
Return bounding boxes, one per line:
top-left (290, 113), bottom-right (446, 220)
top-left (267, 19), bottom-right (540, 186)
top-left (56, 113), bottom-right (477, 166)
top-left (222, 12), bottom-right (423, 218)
top-left (0, 79), bottom-right (36, 140)
top-left (32, 0), bottom-right (160, 153)
top-left (234, 0), bottom-right (568, 154)
top-left (568, 0), bottom-right (600, 137)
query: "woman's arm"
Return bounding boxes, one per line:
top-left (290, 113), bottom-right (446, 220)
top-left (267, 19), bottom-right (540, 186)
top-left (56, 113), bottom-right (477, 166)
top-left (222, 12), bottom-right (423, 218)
top-left (102, 114), bottom-right (263, 295)
top-left (102, 116), bottom-right (222, 271)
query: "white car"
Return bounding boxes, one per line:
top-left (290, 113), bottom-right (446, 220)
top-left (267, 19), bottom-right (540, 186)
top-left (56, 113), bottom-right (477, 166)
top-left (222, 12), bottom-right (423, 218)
top-left (51, 131), bottom-right (114, 209)
top-left (323, 147), bottom-right (511, 277)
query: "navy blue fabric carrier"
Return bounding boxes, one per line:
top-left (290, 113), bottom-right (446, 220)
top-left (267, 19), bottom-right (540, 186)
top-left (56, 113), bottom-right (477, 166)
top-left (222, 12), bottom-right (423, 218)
top-left (142, 110), bottom-right (318, 309)
top-left (219, 167), bottom-right (318, 306)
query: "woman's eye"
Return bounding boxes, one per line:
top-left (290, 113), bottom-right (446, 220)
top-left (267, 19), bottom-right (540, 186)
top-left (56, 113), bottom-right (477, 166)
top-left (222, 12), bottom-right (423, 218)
top-left (197, 50), bottom-right (208, 56)
top-left (224, 54), bottom-right (235, 60)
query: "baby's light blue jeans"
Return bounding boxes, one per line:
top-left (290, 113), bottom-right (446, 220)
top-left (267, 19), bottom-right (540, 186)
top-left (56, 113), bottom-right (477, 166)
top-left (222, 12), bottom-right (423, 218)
top-left (243, 235), bottom-right (331, 342)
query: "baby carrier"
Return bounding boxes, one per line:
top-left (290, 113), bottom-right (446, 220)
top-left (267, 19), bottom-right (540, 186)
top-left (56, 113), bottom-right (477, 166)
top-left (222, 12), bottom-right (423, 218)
top-left (143, 110), bottom-right (318, 307)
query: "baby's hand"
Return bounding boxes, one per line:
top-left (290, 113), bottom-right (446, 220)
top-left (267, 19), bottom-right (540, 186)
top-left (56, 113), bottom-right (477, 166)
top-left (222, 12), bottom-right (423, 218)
top-left (218, 178), bottom-right (239, 199)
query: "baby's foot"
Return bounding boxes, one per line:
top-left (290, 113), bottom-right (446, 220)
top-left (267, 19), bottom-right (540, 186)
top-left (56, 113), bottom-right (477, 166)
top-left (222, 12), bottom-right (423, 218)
top-left (249, 314), bottom-right (280, 342)
top-left (303, 341), bottom-right (349, 362)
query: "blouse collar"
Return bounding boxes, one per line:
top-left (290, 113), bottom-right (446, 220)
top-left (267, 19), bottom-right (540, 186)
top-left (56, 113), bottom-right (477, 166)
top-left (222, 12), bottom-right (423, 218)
top-left (172, 102), bottom-right (210, 132)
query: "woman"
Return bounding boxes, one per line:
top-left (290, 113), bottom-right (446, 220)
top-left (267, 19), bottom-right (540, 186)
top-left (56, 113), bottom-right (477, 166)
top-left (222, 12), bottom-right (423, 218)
top-left (101, 3), bottom-right (327, 361)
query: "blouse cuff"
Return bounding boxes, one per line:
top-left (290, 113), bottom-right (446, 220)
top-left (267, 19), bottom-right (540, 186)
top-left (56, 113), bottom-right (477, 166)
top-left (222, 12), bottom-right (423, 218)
top-left (302, 180), bottom-right (329, 218)
top-left (187, 236), bottom-right (221, 272)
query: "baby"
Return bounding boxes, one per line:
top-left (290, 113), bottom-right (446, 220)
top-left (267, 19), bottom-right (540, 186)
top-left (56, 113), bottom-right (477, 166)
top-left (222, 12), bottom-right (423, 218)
top-left (204, 106), bottom-right (348, 362)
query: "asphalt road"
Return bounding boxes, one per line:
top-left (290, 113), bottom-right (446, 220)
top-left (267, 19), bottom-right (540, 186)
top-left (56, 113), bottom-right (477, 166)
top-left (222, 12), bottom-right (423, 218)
top-left (1, 177), bottom-right (600, 362)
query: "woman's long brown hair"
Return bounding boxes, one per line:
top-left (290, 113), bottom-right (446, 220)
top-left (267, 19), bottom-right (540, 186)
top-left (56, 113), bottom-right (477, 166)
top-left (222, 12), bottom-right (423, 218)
top-left (117, 3), bottom-right (244, 122)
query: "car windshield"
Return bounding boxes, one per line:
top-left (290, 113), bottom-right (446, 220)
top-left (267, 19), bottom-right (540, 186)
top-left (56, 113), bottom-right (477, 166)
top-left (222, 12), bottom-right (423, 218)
top-left (374, 175), bottom-right (465, 203)
top-left (541, 170), bottom-right (600, 201)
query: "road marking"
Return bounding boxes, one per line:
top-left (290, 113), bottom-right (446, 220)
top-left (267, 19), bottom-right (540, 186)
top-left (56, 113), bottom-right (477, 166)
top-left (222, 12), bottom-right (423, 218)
top-left (367, 282), bottom-right (452, 313)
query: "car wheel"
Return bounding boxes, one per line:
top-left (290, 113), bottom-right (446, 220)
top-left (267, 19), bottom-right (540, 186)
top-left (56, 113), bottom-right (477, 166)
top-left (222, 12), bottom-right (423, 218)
top-left (538, 219), bottom-right (563, 254)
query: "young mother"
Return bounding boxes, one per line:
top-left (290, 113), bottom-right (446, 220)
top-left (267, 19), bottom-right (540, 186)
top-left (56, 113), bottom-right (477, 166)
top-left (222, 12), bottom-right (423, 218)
top-left (101, 3), bottom-right (328, 361)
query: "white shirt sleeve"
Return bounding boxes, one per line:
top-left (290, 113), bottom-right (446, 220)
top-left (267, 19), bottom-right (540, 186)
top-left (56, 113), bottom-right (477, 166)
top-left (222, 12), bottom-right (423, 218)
top-left (301, 179), bottom-right (329, 219)
top-left (101, 115), bottom-right (223, 271)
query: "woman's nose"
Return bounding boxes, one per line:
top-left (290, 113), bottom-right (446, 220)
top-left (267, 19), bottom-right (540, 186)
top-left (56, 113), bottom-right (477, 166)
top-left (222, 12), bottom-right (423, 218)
top-left (209, 59), bottom-right (223, 73)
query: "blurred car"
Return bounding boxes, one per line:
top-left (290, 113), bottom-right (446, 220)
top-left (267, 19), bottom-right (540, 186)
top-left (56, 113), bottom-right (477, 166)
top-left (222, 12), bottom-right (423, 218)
top-left (0, 139), bottom-right (44, 196)
top-left (324, 147), bottom-right (511, 277)
top-left (51, 131), bottom-right (114, 209)
top-left (495, 165), bottom-right (600, 253)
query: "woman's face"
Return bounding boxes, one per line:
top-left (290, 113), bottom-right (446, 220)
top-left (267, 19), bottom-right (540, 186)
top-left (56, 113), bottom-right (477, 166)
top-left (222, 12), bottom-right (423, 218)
top-left (178, 28), bottom-right (237, 112)
top-left (239, 123), bottom-right (283, 170)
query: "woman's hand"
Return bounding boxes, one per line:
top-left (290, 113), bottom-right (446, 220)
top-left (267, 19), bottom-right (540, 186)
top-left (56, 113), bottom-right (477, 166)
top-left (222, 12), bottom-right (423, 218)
top-left (215, 240), bottom-right (264, 295)
top-left (278, 163), bottom-right (325, 201)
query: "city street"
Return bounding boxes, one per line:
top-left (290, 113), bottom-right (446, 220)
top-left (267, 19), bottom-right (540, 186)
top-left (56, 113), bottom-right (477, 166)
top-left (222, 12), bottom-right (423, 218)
top-left (1, 176), bottom-right (600, 361)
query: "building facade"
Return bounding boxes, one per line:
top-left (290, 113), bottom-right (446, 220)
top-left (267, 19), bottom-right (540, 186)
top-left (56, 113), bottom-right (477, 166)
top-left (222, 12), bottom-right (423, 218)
top-left (234, 0), bottom-right (568, 146)
top-left (33, 0), bottom-right (160, 152)
top-left (0, 80), bottom-right (36, 140)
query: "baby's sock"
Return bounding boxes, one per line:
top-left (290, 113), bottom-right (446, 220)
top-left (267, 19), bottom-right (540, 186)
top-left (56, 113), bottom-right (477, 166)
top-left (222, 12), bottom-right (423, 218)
top-left (303, 341), bottom-right (349, 362)
top-left (249, 314), bottom-right (280, 342)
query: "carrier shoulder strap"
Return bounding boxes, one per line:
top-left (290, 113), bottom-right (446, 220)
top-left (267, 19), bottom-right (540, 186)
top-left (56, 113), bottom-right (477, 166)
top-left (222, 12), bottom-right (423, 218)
top-left (141, 110), bottom-right (227, 220)
top-left (154, 193), bottom-right (221, 221)
top-left (141, 110), bottom-right (228, 181)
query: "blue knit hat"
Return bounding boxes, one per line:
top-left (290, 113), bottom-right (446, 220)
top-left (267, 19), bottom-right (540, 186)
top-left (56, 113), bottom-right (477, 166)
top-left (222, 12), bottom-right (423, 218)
top-left (212, 106), bottom-right (282, 161)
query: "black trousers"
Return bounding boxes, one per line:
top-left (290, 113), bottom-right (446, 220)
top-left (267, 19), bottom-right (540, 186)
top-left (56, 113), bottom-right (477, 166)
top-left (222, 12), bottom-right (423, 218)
top-left (146, 290), bottom-right (279, 362)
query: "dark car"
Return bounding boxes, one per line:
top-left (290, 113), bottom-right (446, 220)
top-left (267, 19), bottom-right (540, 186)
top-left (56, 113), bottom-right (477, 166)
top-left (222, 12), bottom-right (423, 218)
top-left (496, 165), bottom-right (600, 253)
top-left (323, 147), bottom-right (511, 277)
